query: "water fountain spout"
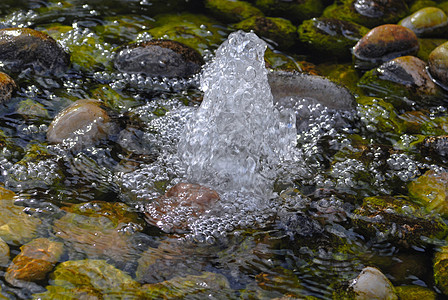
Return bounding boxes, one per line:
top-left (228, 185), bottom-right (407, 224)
top-left (178, 31), bottom-right (296, 200)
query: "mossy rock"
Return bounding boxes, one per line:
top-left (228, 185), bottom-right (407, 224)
top-left (356, 96), bottom-right (405, 135)
top-left (408, 170), bottom-right (448, 217)
top-left (33, 259), bottom-right (141, 299)
top-left (417, 38), bottom-right (448, 61)
top-left (234, 16), bottom-right (297, 50)
top-left (322, 0), bottom-right (409, 28)
top-left (143, 13), bottom-right (228, 54)
top-left (316, 63), bottom-right (362, 95)
top-left (142, 272), bottom-right (232, 298)
top-left (38, 23), bottom-right (74, 40)
top-left (255, 0), bottom-right (323, 23)
top-left (352, 196), bottom-right (448, 246)
top-left (94, 15), bottom-right (154, 43)
top-left (410, 1), bottom-right (438, 13)
top-left (298, 17), bottom-right (369, 59)
top-left (205, 0), bottom-right (263, 23)
top-left (91, 85), bottom-right (141, 113)
top-left (395, 285), bottom-right (437, 300)
top-left (17, 99), bottom-right (50, 120)
top-left (0, 187), bottom-right (42, 246)
top-left (434, 245), bottom-right (448, 296)
top-left (264, 48), bottom-right (306, 72)
top-left (399, 7), bottom-right (448, 38)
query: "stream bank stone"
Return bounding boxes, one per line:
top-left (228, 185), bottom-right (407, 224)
top-left (0, 28), bottom-right (69, 74)
top-left (0, 72), bottom-right (16, 103)
top-left (353, 25), bottom-right (419, 69)
top-left (205, 0), bottom-right (263, 23)
top-left (399, 7), bottom-right (448, 37)
top-left (113, 40), bottom-right (204, 78)
top-left (5, 238), bottom-right (63, 284)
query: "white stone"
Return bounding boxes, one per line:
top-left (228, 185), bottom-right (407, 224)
top-left (350, 266), bottom-right (398, 300)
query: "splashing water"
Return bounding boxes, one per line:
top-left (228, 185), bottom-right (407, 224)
top-left (178, 31), bottom-right (296, 201)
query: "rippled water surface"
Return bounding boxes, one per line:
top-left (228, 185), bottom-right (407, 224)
top-left (0, 0), bottom-right (447, 299)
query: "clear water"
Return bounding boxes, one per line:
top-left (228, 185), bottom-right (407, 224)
top-left (0, 1), bottom-right (445, 299)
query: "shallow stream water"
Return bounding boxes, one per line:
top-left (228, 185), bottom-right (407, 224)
top-left (0, 0), bottom-right (447, 299)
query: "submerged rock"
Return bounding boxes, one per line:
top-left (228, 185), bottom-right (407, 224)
top-left (0, 28), bottom-right (69, 74)
top-left (5, 238), bottom-right (63, 284)
top-left (0, 72), bottom-right (16, 103)
top-left (358, 56), bottom-right (443, 107)
top-left (323, 0), bottom-right (409, 28)
top-left (268, 71), bottom-right (356, 111)
top-left (33, 259), bottom-right (140, 299)
top-left (0, 237), bottom-right (9, 266)
top-left (352, 196), bottom-right (448, 246)
top-left (113, 40), bottom-right (204, 78)
top-left (234, 16), bottom-right (297, 50)
top-left (255, 0), bottom-right (323, 23)
top-left (353, 25), bottom-right (419, 69)
top-left (434, 245), bottom-right (448, 296)
top-left (428, 41), bottom-right (448, 88)
top-left (395, 285), bottom-right (437, 300)
top-left (17, 99), bottom-right (49, 120)
top-left (144, 183), bottom-right (220, 233)
top-left (298, 17), bottom-right (369, 58)
top-left (408, 170), bottom-right (448, 217)
top-left (399, 7), bottom-right (448, 37)
top-left (205, 0), bottom-right (263, 23)
top-left (349, 267), bottom-right (398, 300)
top-left (0, 187), bottom-right (41, 246)
top-left (47, 99), bottom-right (111, 147)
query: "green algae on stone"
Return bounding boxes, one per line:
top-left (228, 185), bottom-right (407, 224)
top-left (0, 72), bottom-right (16, 104)
top-left (434, 245), bottom-right (448, 296)
top-left (395, 285), bottom-right (437, 300)
top-left (33, 259), bottom-right (140, 299)
top-left (428, 41), bottom-right (448, 88)
top-left (417, 38), bottom-right (447, 61)
top-left (352, 196), bottom-right (448, 246)
top-left (91, 85), bottom-right (141, 113)
top-left (357, 56), bottom-right (443, 108)
top-left (53, 202), bottom-right (144, 263)
top-left (408, 170), bottom-right (448, 217)
top-left (264, 48), bottom-right (307, 72)
top-left (17, 99), bottom-right (50, 120)
top-left (255, 0), bottom-right (323, 23)
top-left (5, 238), bottom-right (64, 284)
top-left (234, 16), bottom-right (297, 50)
top-left (142, 272), bottom-right (232, 298)
top-left (205, 0), bottom-right (263, 23)
top-left (0, 187), bottom-right (41, 246)
top-left (399, 7), bottom-right (448, 37)
top-left (94, 15), bottom-right (153, 44)
top-left (142, 13), bottom-right (227, 55)
top-left (298, 18), bottom-right (369, 59)
top-left (317, 63), bottom-right (362, 95)
top-left (0, 237), bottom-right (9, 266)
top-left (322, 0), bottom-right (409, 28)
top-left (410, 0), bottom-right (438, 13)
top-left (356, 96), bottom-right (405, 134)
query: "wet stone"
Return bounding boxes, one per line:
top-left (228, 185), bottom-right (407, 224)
top-left (5, 238), bottom-right (63, 284)
top-left (408, 170), bottom-right (448, 217)
top-left (0, 72), bottom-right (15, 103)
top-left (0, 237), bottom-right (9, 266)
top-left (351, 196), bottom-right (448, 246)
top-left (395, 285), bottom-right (437, 300)
top-left (298, 17), bottom-right (369, 58)
top-left (434, 245), bottom-right (448, 296)
top-left (113, 40), bottom-right (204, 78)
top-left (33, 259), bottom-right (141, 299)
top-left (399, 7), bottom-right (448, 37)
top-left (143, 183), bottom-right (220, 233)
top-left (419, 136), bottom-right (448, 162)
top-left (254, 0), bottom-right (323, 23)
top-left (0, 28), bottom-right (69, 75)
top-left (234, 16), bottom-right (297, 50)
top-left (47, 99), bottom-right (111, 148)
top-left (349, 267), bottom-right (398, 300)
top-left (428, 41), bottom-right (448, 88)
top-left (353, 24), bottom-right (419, 69)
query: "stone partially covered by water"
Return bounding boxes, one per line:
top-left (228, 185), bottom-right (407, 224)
top-left (178, 30), bottom-right (295, 200)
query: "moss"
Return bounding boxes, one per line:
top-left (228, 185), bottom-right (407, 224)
top-left (234, 16), bottom-right (297, 50)
top-left (322, 0), bottom-right (409, 28)
top-left (352, 196), bottom-right (448, 246)
top-left (91, 85), bottom-right (141, 113)
top-left (417, 38), bottom-right (448, 61)
top-left (408, 170), bottom-right (448, 217)
top-left (356, 96), bottom-right (405, 135)
top-left (298, 18), bottom-right (369, 58)
top-left (17, 99), bottom-right (50, 120)
top-left (255, 0), bottom-right (323, 23)
top-left (434, 245), bottom-right (448, 296)
top-left (144, 13), bottom-right (227, 54)
top-left (317, 63), bottom-right (362, 95)
top-left (395, 285), bottom-right (437, 300)
top-left (205, 0), bottom-right (263, 23)
top-left (94, 15), bottom-right (153, 43)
